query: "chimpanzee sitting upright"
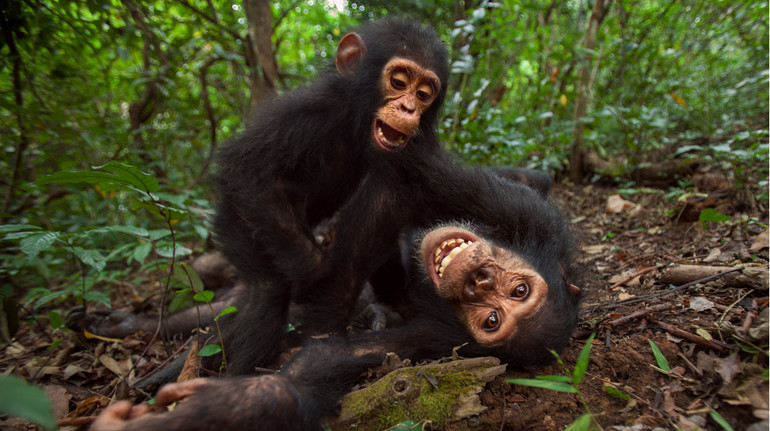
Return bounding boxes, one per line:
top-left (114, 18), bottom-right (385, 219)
top-left (212, 18), bottom-right (449, 373)
top-left (92, 167), bottom-right (582, 431)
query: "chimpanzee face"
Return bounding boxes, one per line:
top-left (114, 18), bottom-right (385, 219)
top-left (335, 33), bottom-right (442, 152)
top-left (419, 226), bottom-right (550, 347)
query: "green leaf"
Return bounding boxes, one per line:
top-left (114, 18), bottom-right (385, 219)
top-left (0, 375), bottom-right (58, 430)
top-left (92, 161), bottom-right (159, 193)
top-left (71, 247), bottom-right (107, 272)
top-left (573, 333), bottom-right (595, 385)
top-left (604, 385), bottom-right (631, 399)
top-left (19, 232), bottom-right (59, 257)
top-left (48, 311), bottom-right (63, 330)
top-left (535, 375), bottom-right (573, 382)
top-left (81, 291), bottom-right (111, 307)
top-left (132, 242), bottom-right (153, 264)
top-left (0, 224), bottom-right (42, 234)
top-left (507, 378), bottom-right (577, 393)
top-left (169, 289), bottom-right (194, 313)
top-left (649, 340), bottom-right (671, 372)
top-left (193, 290), bottom-right (214, 303)
top-left (198, 344), bottom-right (222, 357)
top-left (156, 242), bottom-right (192, 258)
top-left (564, 413), bottom-right (592, 431)
top-left (105, 225), bottom-right (150, 237)
top-left (709, 407), bottom-right (735, 431)
top-left (216, 306), bottom-right (238, 320)
top-left (173, 262), bottom-right (205, 293)
top-left (389, 420), bottom-right (424, 430)
top-left (699, 208), bottom-right (731, 224)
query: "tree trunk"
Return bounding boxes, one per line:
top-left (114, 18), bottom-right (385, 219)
top-left (243, 0), bottom-right (277, 110)
top-left (569, 0), bottom-right (612, 183)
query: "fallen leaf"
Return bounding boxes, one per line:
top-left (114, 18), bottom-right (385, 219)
top-left (42, 385), bottom-right (70, 419)
top-left (689, 296), bottom-right (715, 312)
top-left (618, 292), bottom-right (635, 301)
top-left (750, 230), bottom-right (768, 252)
top-left (703, 248), bottom-right (721, 263)
top-left (695, 328), bottom-right (713, 341)
top-left (99, 354), bottom-right (125, 378)
top-left (582, 244), bottom-right (608, 255)
top-left (714, 354), bottom-right (742, 384)
top-left (606, 194), bottom-right (636, 214)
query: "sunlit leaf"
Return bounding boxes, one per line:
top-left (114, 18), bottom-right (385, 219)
top-left (669, 93), bottom-right (687, 107)
top-left (216, 306), bottom-right (238, 320)
top-left (507, 378), bottom-right (577, 393)
top-left (193, 290), bottom-right (214, 303)
top-left (604, 384), bottom-right (630, 399)
top-left (564, 413), bottom-right (592, 431)
top-left (573, 333), bottom-right (595, 385)
top-left (648, 340), bottom-right (670, 372)
top-left (708, 406), bottom-right (735, 431)
top-left (198, 344), bottom-right (222, 357)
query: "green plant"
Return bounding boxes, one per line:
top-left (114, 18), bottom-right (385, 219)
top-left (0, 375), bottom-right (57, 430)
top-left (508, 333), bottom-right (618, 431)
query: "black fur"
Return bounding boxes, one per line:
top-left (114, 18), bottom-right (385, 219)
top-left (211, 18), bottom-right (449, 374)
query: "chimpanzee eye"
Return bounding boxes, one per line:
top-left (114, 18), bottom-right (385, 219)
top-left (482, 311), bottom-right (500, 331)
top-left (416, 90), bottom-right (432, 101)
top-left (390, 76), bottom-right (407, 90)
top-left (511, 283), bottom-right (529, 299)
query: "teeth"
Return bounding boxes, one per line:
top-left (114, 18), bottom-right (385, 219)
top-left (433, 238), bottom-right (472, 276)
top-left (377, 125), bottom-right (405, 147)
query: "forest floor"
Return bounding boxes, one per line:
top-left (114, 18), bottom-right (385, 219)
top-left (1, 163), bottom-right (768, 431)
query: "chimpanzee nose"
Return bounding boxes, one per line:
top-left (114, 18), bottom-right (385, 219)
top-left (462, 267), bottom-right (495, 300)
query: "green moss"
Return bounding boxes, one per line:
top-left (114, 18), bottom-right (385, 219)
top-left (340, 367), bottom-right (485, 430)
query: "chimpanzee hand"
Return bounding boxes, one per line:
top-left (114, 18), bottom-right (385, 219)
top-left (91, 376), bottom-right (309, 431)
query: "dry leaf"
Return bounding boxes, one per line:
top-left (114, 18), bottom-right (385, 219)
top-left (689, 296), bottom-right (715, 312)
top-left (703, 248), bottom-right (721, 263)
top-left (42, 385), bottom-right (70, 419)
top-left (714, 354), bottom-right (742, 384)
top-left (749, 230), bottom-right (769, 252)
top-left (99, 354), bottom-right (125, 378)
top-left (606, 194), bottom-right (635, 214)
top-left (695, 328), bottom-right (713, 341)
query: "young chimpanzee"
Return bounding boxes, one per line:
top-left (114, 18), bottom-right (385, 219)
top-left (210, 18), bottom-right (449, 373)
top-left (92, 168), bottom-right (582, 431)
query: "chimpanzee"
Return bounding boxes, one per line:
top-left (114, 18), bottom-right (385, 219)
top-left (91, 168), bottom-right (582, 431)
top-left (209, 18), bottom-right (449, 373)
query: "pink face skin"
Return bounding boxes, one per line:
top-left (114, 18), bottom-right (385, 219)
top-left (420, 227), bottom-right (549, 347)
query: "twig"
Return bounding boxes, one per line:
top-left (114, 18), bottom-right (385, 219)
top-left (589, 267), bottom-right (742, 311)
top-left (608, 265), bottom-right (660, 290)
top-left (606, 303), bottom-right (679, 327)
top-left (655, 320), bottom-right (731, 353)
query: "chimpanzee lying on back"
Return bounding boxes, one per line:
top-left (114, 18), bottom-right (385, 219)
top-left (92, 164), bottom-right (582, 431)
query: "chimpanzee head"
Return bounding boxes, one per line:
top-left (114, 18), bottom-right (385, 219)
top-left (416, 221), bottom-right (582, 365)
top-left (333, 18), bottom-right (449, 152)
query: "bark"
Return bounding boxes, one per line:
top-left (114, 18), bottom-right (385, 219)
top-left (1, 4), bottom-right (27, 216)
top-left (569, 0), bottom-right (612, 183)
top-left (243, 0), bottom-right (277, 110)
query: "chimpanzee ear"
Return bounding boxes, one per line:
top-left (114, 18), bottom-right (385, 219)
top-left (568, 283), bottom-right (582, 299)
top-left (336, 33), bottom-right (366, 78)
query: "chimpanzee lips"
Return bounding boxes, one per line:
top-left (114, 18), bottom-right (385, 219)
top-left (373, 119), bottom-right (408, 151)
top-left (432, 237), bottom-right (473, 278)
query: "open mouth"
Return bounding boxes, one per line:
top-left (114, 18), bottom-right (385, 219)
top-left (431, 236), bottom-right (473, 278)
top-left (372, 119), bottom-right (408, 151)
top-left (421, 228), bottom-right (480, 290)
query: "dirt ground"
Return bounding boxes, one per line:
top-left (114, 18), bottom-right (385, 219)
top-left (1, 164), bottom-right (768, 431)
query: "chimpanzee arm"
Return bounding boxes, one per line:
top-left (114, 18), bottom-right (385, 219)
top-left (91, 339), bottom-right (384, 431)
